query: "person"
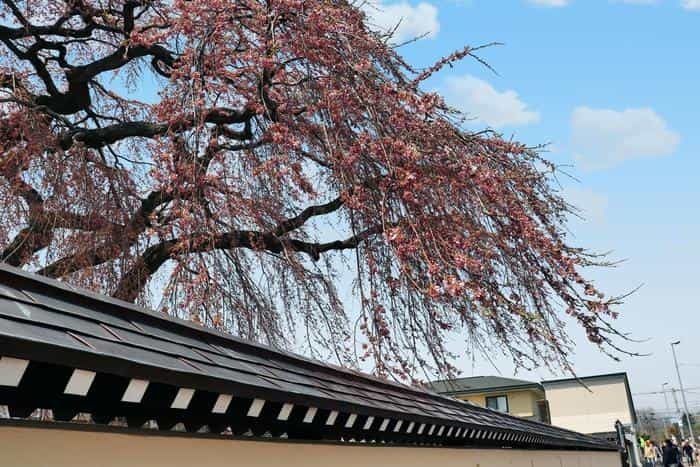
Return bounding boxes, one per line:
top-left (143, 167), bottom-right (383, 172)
top-left (684, 440), bottom-right (696, 466)
top-left (663, 438), bottom-right (683, 467)
top-left (656, 441), bottom-right (665, 465)
top-left (644, 439), bottom-right (659, 467)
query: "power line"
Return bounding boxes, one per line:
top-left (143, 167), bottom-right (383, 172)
top-left (644, 406), bottom-right (700, 413)
top-left (633, 386), bottom-right (700, 396)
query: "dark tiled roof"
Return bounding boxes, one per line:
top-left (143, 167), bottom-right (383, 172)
top-left (430, 376), bottom-right (544, 396)
top-left (0, 264), bottom-right (614, 451)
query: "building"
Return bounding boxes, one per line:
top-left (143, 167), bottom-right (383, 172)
top-left (431, 373), bottom-right (637, 441)
top-left (542, 373), bottom-right (638, 440)
top-left (430, 376), bottom-right (550, 423)
top-left (0, 264), bottom-right (621, 467)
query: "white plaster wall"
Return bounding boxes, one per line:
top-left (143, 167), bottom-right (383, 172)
top-left (545, 379), bottom-right (633, 434)
top-left (0, 425), bottom-right (620, 467)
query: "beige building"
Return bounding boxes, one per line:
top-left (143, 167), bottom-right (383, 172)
top-left (432, 372), bottom-right (637, 440)
top-left (542, 373), bottom-right (637, 438)
top-left (430, 376), bottom-right (550, 423)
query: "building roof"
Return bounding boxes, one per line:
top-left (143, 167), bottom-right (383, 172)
top-left (429, 376), bottom-right (544, 396)
top-left (0, 264), bottom-right (615, 451)
top-left (541, 372), bottom-right (629, 387)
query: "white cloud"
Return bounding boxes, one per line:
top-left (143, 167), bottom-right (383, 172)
top-left (527, 0), bottom-right (570, 7)
top-left (681, 0), bottom-right (700, 10)
top-left (563, 187), bottom-right (609, 225)
top-left (443, 75), bottom-right (540, 128)
top-left (614, 0), bottom-right (658, 4)
top-left (362, 1), bottom-right (440, 43)
top-left (571, 107), bottom-right (680, 170)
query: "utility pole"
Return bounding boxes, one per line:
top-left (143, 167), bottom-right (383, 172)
top-left (671, 387), bottom-right (686, 439)
top-left (672, 340), bottom-right (695, 441)
top-left (662, 382), bottom-right (671, 435)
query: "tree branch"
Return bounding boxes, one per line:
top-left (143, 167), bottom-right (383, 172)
top-left (273, 196), bottom-right (344, 236)
top-left (112, 225), bottom-right (385, 301)
top-left (1, 7), bottom-right (175, 115)
top-left (59, 107), bottom-right (254, 149)
top-left (0, 209), bottom-right (117, 266)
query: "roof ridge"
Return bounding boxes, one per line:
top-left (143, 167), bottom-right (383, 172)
top-left (0, 263), bottom-right (439, 400)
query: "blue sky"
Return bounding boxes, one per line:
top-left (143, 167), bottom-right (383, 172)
top-left (364, 0), bottom-right (700, 413)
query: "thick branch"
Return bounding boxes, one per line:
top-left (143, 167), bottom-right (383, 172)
top-left (273, 196), bottom-right (344, 236)
top-left (36, 189), bottom-right (173, 277)
top-left (1, 41), bottom-right (173, 115)
top-left (112, 225), bottom-right (385, 302)
top-left (34, 44), bottom-right (174, 114)
top-left (1, 141), bottom-right (117, 265)
top-left (0, 209), bottom-right (116, 266)
top-left (59, 121), bottom-right (170, 150)
top-left (0, 0), bottom-right (109, 40)
top-left (59, 107), bottom-right (254, 149)
top-left (1, 226), bottom-right (50, 266)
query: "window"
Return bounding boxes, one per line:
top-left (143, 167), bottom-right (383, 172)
top-left (485, 395), bottom-right (509, 413)
top-left (536, 399), bottom-right (551, 424)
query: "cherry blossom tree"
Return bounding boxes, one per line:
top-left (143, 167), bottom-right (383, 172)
top-left (0, 0), bottom-right (625, 380)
